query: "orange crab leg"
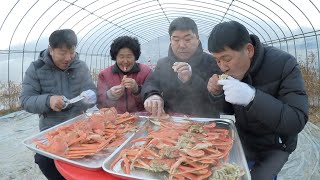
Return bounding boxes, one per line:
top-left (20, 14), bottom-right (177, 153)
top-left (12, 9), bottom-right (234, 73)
top-left (116, 116), bottom-right (137, 125)
top-left (173, 164), bottom-right (209, 175)
top-left (122, 153), bottom-right (130, 174)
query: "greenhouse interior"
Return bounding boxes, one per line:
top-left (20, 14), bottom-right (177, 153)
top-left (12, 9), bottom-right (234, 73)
top-left (1, 0), bottom-right (320, 180)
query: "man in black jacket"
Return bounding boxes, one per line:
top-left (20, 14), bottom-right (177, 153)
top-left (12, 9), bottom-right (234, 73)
top-left (141, 17), bottom-right (221, 117)
top-left (207, 21), bottom-right (308, 180)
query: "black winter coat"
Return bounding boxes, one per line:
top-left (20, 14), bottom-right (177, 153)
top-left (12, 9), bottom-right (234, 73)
top-left (142, 42), bottom-right (221, 117)
top-left (211, 35), bottom-right (308, 153)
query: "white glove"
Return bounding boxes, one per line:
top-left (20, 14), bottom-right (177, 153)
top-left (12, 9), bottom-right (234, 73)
top-left (107, 85), bottom-right (125, 100)
top-left (172, 62), bottom-right (192, 83)
top-left (144, 95), bottom-right (164, 117)
top-left (218, 76), bottom-right (256, 106)
top-left (80, 90), bottom-right (97, 104)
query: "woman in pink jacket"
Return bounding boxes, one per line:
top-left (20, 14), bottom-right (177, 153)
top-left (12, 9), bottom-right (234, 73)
top-left (97, 36), bottom-right (152, 113)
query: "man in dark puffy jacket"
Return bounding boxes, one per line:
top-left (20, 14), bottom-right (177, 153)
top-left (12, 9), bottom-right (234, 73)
top-left (20, 29), bottom-right (97, 180)
top-left (207, 21), bottom-right (308, 180)
top-left (141, 17), bottom-right (221, 117)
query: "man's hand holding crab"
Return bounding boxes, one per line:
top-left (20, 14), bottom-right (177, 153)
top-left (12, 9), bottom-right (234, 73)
top-left (172, 62), bottom-right (192, 83)
top-left (207, 74), bottom-right (224, 96)
top-left (143, 95), bottom-right (165, 117)
top-left (208, 74), bottom-right (256, 107)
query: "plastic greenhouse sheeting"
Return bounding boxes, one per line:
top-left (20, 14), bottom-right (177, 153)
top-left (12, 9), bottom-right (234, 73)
top-left (278, 122), bottom-right (320, 180)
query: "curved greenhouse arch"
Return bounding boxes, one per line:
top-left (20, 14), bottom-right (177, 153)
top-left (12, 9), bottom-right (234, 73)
top-left (0, 0), bottom-right (320, 106)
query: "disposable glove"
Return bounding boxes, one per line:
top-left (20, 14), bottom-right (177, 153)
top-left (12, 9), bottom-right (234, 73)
top-left (218, 76), bottom-right (256, 106)
top-left (50, 95), bottom-right (65, 112)
top-left (107, 85), bottom-right (125, 100)
top-left (172, 62), bottom-right (192, 83)
top-left (122, 77), bottom-right (139, 93)
top-left (80, 89), bottom-right (97, 104)
top-left (144, 95), bottom-right (164, 117)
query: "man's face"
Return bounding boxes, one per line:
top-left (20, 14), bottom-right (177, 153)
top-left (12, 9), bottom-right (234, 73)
top-left (170, 30), bottom-right (199, 61)
top-left (116, 48), bottom-right (136, 72)
top-left (49, 46), bottom-right (76, 70)
top-left (212, 44), bottom-right (254, 80)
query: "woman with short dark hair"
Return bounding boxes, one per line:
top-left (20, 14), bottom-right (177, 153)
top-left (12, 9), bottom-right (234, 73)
top-left (97, 36), bottom-right (152, 113)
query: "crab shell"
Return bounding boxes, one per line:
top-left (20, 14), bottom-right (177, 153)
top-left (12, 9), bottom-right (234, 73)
top-left (218, 74), bottom-right (229, 80)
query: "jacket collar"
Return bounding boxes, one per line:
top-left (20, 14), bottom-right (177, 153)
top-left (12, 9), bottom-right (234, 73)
top-left (112, 62), bottom-right (140, 75)
top-left (167, 41), bottom-right (205, 67)
top-left (243, 35), bottom-right (265, 81)
top-left (249, 35), bottom-right (265, 75)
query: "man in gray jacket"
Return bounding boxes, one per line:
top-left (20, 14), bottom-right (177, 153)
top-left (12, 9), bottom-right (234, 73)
top-left (20, 29), bottom-right (96, 180)
top-left (207, 21), bottom-right (308, 180)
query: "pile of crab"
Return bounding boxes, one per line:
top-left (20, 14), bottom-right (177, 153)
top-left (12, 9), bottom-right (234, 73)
top-left (33, 107), bottom-right (139, 159)
top-left (111, 119), bottom-right (235, 180)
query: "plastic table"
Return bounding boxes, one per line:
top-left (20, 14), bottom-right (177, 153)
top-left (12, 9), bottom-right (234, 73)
top-left (54, 160), bottom-right (123, 180)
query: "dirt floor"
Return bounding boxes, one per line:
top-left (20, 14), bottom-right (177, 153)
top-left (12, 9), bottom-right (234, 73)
top-left (309, 106), bottom-right (320, 127)
top-left (0, 110), bottom-right (319, 180)
top-left (0, 112), bottom-right (46, 180)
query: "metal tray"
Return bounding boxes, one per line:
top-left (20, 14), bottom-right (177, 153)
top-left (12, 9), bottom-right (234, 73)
top-left (22, 113), bottom-right (147, 170)
top-left (102, 117), bottom-right (251, 180)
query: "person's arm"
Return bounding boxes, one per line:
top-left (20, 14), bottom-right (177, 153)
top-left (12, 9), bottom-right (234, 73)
top-left (183, 57), bottom-right (230, 114)
top-left (19, 63), bottom-right (52, 114)
top-left (181, 56), bottom-right (221, 96)
top-left (97, 71), bottom-right (118, 109)
top-left (208, 93), bottom-right (234, 115)
top-left (141, 60), bottom-right (163, 101)
top-left (247, 58), bottom-right (308, 135)
top-left (180, 70), bottom-right (209, 94)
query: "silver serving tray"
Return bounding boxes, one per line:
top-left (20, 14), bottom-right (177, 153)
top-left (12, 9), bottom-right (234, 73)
top-left (102, 117), bottom-right (251, 180)
top-left (22, 113), bottom-right (147, 170)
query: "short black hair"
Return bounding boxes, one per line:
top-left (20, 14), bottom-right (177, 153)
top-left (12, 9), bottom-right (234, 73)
top-left (49, 29), bottom-right (77, 49)
top-left (208, 21), bottom-right (251, 53)
top-left (169, 17), bottom-right (199, 37)
top-left (110, 36), bottom-right (141, 61)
